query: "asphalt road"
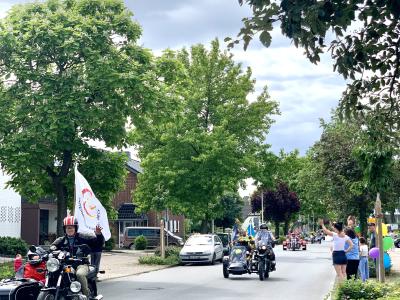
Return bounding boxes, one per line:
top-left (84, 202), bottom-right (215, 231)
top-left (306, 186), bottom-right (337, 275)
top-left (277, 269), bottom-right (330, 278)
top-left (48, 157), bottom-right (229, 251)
top-left (99, 242), bottom-right (336, 300)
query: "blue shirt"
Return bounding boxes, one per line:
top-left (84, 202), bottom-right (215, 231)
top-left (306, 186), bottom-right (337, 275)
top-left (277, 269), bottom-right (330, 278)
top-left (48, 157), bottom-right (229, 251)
top-left (345, 237), bottom-right (359, 260)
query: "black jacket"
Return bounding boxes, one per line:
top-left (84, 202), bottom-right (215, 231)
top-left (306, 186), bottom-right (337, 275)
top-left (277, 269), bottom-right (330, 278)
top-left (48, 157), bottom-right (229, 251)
top-left (52, 232), bottom-right (104, 256)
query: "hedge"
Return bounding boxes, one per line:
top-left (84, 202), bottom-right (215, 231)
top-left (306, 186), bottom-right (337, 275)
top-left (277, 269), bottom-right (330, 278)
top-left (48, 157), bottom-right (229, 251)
top-left (0, 237), bottom-right (28, 256)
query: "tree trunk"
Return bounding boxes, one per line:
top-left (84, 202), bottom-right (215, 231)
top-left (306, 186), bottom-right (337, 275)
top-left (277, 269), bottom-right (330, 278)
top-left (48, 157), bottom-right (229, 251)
top-left (358, 195), bottom-right (368, 238)
top-left (284, 220), bottom-right (289, 235)
top-left (53, 178), bottom-right (68, 236)
top-left (274, 221), bottom-right (280, 238)
top-left (47, 151), bottom-right (73, 237)
top-left (200, 219), bottom-right (209, 234)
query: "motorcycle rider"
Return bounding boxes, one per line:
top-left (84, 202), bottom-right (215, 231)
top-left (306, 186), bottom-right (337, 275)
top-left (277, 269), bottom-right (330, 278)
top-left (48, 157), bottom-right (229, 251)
top-left (51, 216), bottom-right (104, 297)
top-left (255, 223), bottom-right (276, 270)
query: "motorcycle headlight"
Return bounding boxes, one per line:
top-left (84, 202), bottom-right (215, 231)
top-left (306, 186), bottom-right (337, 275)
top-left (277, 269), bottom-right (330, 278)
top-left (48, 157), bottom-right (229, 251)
top-left (70, 281), bottom-right (81, 293)
top-left (262, 245), bottom-right (267, 250)
top-left (46, 258), bottom-right (60, 272)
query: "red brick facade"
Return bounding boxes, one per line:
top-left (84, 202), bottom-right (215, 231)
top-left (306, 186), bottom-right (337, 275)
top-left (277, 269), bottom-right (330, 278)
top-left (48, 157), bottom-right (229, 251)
top-left (112, 172), bottom-right (138, 209)
top-left (111, 168), bottom-right (185, 241)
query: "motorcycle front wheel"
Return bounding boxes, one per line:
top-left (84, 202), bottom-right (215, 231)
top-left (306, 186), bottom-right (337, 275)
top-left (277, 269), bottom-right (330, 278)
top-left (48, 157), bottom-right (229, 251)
top-left (258, 261), bottom-right (265, 281)
top-left (37, 291), bottom-right (56, 300)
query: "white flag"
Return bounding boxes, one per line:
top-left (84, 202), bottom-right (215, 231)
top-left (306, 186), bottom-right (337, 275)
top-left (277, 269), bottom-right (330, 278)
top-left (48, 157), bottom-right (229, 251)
top-left (74, 166), bottom-right (111, 241)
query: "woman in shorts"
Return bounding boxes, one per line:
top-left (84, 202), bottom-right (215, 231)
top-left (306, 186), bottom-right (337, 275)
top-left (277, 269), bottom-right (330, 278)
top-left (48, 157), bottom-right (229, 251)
top-left (320, 219), bottom-right (354, 282)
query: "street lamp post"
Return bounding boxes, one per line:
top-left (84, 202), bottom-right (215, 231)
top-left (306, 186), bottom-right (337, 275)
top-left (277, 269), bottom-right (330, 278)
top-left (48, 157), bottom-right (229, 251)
top-left (375, 193), bottom-right (385, 283)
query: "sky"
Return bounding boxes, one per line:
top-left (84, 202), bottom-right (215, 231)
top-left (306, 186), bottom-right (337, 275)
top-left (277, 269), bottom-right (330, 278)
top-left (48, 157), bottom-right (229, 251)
top-left (0, 0), bottom-right (347, 156)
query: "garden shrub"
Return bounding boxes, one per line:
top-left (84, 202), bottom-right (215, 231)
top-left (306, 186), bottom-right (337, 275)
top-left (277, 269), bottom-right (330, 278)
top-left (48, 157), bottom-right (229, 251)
top-left (0, 237), bottom-right (28, 256)
top-left (104, 237), bottom-right (115, 251)
top-left (134, 235), bottom-right (148, 250)
top-left (154, 246), bottom-right (181, 258)
top-left (138, 255), bottom-right (179, 265)
top-left (0, 262), bottom-right (14, 280)
top-left (335, 279), bottom-right (390, 300)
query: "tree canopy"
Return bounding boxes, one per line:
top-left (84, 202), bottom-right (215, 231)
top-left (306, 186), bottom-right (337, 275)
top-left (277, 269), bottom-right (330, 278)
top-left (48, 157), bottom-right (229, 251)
top-left (233, 0), bottom-right (400, 141)
top-left (298, 115), bottom-right (400, 235)
top-left (132, 39), bottom-right (278, 225)
top-left (214, 192), bottom-right (244, 229)
top-left (0, 0), bottom-right (157, 234)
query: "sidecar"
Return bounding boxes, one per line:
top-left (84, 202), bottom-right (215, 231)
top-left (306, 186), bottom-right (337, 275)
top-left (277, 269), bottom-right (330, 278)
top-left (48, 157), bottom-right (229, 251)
top-left (0, 278), bottom-right (42, 300)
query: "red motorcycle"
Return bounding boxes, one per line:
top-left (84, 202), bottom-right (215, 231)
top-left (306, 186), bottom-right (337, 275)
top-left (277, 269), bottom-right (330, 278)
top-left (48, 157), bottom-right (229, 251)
top-left (283, 233), bottom-right (307, 251)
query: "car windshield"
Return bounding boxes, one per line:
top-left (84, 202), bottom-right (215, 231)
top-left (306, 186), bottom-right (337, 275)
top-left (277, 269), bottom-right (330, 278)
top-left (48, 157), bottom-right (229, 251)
top-left (186, 236), bottom-right (213, 246)
top-left (217, 234), bottom-right (228, 246)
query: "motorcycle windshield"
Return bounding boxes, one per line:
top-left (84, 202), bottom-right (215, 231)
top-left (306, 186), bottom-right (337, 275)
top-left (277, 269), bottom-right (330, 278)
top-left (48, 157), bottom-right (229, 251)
top-left (230, 246), bottom-right (247, 263)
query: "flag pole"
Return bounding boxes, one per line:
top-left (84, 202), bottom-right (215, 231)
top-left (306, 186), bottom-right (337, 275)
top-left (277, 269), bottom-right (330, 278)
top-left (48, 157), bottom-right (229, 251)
top-left (72, 162), bottom-right (77, 217)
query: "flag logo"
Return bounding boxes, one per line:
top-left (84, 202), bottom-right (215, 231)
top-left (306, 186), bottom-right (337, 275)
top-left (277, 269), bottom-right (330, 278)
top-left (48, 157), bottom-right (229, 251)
top-left (82, 188), bottom-right (97, 219)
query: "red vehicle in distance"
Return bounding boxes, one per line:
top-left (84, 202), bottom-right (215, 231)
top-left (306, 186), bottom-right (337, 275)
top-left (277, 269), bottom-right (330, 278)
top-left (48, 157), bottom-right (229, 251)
top-left (283, 233), bottom-right (307, 251)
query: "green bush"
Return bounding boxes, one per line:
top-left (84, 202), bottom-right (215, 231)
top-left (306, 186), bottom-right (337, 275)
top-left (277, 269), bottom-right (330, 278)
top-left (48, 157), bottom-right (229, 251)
top-left (335, 279), bottom-right (390, 300)
top-left (0, 237), bottom-right (28, 256)
top-left (104, 237), bottom-right (114, 251)
top-left (134, 235), bottom-right (148, 250)
top-left (138, 255), bottom-right (179, 265)
top-left (0, 262), bottom-right (14, 280)
top-left (276, 236), bottom-right (286, 245)
top-left (154, 246), bottom-right (182, 258)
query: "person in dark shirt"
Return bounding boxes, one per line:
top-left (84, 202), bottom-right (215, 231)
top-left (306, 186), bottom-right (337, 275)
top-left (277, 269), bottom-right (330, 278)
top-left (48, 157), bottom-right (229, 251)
top-left (52, 216), bottom-right (104, 296)
top-left (368, 223), bottom-right (376, 249)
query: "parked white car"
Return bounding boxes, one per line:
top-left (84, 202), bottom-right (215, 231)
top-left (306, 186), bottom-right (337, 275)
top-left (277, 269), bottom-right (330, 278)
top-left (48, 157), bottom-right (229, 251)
top-left (179, 234), bottom-right (224, 265)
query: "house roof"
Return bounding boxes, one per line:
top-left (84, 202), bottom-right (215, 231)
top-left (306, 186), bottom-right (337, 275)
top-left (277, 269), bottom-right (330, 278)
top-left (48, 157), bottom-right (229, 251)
top-left (117, 203), bottom-right (147, 221)
top-left (127, 159), bottom-right (142, 174)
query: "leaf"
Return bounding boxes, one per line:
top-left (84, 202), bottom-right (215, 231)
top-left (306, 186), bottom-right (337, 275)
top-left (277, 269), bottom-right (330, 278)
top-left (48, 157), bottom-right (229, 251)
top-left (259, 30), bottom-right (272, 48)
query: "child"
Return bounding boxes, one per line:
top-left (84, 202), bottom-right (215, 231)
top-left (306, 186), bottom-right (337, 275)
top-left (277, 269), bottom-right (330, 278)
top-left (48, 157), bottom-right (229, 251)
top-left (358, 237), bottom-right (369, 282)
top-left (13, 254), bottom-right (24, 279)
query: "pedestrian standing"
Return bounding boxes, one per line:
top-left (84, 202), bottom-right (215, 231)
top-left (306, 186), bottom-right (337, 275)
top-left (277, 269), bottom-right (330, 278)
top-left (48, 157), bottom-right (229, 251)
top-left (91, 235), bottom-right (104, 278)
top-left (14, 254), bottom-right (23, 278)
top-left (319, 219), bottom-right (354, 282)
top-left (347, 215), bottom-right (356, 229)
top-left (368, 223), bottom-right (376, 249)
top-left (344, 227), bottom-right (359, 279)
top-left (358, 237), bottom-right (369, 282)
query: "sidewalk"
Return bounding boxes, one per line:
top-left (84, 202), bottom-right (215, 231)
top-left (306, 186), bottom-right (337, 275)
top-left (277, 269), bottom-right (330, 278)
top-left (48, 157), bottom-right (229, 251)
top-left (97, 250), bottom-right (171, 281)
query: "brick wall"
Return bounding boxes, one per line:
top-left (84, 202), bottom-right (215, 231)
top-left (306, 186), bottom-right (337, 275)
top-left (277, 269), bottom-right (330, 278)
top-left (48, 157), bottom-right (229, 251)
top-left (112, 172), bottom-right (138, 210)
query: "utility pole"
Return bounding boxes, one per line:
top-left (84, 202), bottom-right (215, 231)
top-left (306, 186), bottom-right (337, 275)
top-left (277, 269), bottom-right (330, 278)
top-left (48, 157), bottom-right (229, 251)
top-left (261, 189), bottom-right (264, 224)
top-left (375, 193), bottom-right (385, 283)
top-left (160, 219), bottom-right (165, 259)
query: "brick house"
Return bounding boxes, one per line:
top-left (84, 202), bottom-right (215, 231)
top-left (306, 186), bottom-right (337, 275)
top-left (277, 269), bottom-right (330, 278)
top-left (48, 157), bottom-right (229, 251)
top-left (21, 158), bottom-right (185, 246)
top-left (112, 159), bottom-right (185, 247)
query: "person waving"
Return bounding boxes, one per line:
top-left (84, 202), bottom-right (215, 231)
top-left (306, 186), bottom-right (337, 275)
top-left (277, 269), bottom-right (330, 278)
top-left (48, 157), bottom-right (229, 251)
top-left (319, 219), bottom-right (353, 282)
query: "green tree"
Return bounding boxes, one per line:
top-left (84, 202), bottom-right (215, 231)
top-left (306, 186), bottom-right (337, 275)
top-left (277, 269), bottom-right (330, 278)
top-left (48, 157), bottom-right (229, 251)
top-left (304, 116), bottom-right (399, 236)
top-left (214, 192), bottom-right (244, 230)
top-left (296, 153), bottom-right (332, 220)
top-left (233, 1), bottom-right (400, 140)
top-left (274, 149), bottom-right (306, 192)
top-left (132, 40), bottom-right (278, 230)
top-left (0, 0), bottom-right (157, 234)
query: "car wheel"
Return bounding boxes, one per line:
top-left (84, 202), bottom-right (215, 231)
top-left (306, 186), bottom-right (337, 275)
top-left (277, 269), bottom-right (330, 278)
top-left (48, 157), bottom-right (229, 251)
top-left (223, 264), bottom-right (229, 278)
top-left (211, 253), bottom-right (216, 265)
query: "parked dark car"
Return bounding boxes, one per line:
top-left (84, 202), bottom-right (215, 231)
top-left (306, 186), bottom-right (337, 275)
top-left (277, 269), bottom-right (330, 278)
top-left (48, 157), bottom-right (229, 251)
top-left (216, 232), bottom-right (232, 255)
top-left (123, 227), bottom-right (184, 249)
